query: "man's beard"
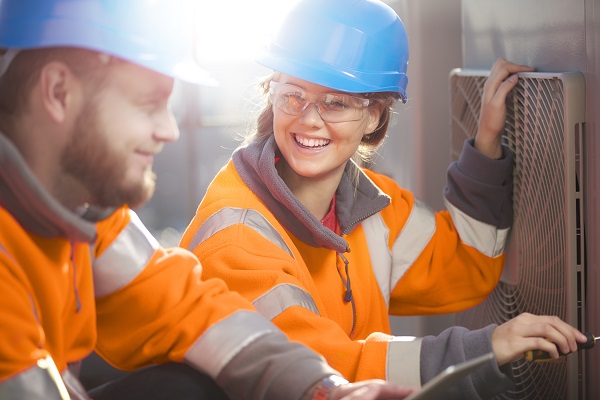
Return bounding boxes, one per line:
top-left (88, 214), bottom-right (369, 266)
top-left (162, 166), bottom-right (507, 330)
top-left (61, 102), bottom-right (156, 210)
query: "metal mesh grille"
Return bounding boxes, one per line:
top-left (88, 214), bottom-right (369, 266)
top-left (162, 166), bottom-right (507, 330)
top-left (449, 71), bottom-right (582, 400)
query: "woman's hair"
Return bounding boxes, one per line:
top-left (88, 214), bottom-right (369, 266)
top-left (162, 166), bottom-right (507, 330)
top-left (243, 73), bottom-right (401, 167)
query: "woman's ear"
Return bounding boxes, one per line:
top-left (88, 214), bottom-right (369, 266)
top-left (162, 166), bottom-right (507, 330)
top-left (39, 61), bottom-right (79, 124)
top-left (364, 102), bottom-right (384, 135)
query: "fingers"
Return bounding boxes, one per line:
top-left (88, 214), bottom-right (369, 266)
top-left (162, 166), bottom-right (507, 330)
top-left (492, 313), bottom-right (586, 366)
top-left (331, 381), bottom-right (419, 400)
top-left (535, 315), bottom-right (587, 354)
top-left (483, 58), bottom-right (535, 104)
top-left (476, 58), bottom-right (535, 159)
top-left (481, 58), bottom-right (533, 118)
top-left (485, 74), bottom-right (516, 116)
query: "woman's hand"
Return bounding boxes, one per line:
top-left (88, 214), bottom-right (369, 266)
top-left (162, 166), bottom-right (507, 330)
top-left (491, 312), bottom-right (588, 366)
top-left (476, 58), bottom-right (535, 159)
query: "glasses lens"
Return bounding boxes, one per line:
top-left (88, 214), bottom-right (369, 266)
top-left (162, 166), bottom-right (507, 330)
top-left (275, 87), bottom-right (307, 114)
top-left (270, 82), bottom-right (369, 123)
top-left (320, 94), bottom-right (367, 122)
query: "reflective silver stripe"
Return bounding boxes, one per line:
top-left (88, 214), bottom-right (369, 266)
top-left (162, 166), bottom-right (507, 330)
top-left (362, 213), bottom-right (393, 306)
top-left (92, 210), bottom-right (159, 297)
top-left (386, 336), bottom-right (422, 386)
top-left (253, 283), bottom-right (320, 320)
top-left (0, 358), bottom-right (69, 399)
top-left (185, 310), bottom-right (278, 378)
top-left (364, 200), bottom-right (436, 306)
top-left (391, 200), bottom-right (436, 290)
top-left (62, 368), bottom-right (91, 400)
top-left (188, 207), bottom-right (293, 258)
top-left (444, 198), bottom-right (509, 258)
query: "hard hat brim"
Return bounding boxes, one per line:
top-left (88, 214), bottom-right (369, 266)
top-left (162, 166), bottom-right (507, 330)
top-left (256, 48), bottom-right (407, 102)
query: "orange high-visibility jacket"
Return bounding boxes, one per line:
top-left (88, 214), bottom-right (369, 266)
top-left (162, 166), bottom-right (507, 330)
top-left (181, 136), bottom-right (515, 397)
top-left (0, 133), bottom-right (339, 400)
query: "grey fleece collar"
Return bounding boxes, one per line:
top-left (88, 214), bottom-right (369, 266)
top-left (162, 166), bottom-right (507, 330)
top-left (0, 132), bottom-right (113, 242)
top-left (232, 135), bottom-right (391, 252)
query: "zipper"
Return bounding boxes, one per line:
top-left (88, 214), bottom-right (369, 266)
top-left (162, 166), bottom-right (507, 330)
top-left (341, 207), bottom-right (382, 237)
top-left (70, 241), bottom-right (81, 313)
top-left (337, 252), bottom-right (356, 339)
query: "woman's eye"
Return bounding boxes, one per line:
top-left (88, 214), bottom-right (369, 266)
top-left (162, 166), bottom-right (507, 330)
top-left (324, 98), bottom-right (348, 111)
top-left (286, 94), bottom-right (305, 109)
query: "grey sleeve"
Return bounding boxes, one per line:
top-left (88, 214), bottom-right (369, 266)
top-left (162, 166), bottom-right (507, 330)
top-left (420, 324), bottom-right (515, 400)
top-left (444, 138), bottom-right (514, 229)
top-left (215, 330), bottom-right (339, 400)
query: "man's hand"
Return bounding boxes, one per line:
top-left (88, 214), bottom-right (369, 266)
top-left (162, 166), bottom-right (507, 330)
top-left (331, 379), bottom-right (418, 400)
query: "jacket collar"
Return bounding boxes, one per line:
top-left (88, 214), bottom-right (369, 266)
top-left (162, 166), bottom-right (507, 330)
top-left (232, 135), bottom-right (390, 252)
top-left (0, 132), bottom-right (113, 242)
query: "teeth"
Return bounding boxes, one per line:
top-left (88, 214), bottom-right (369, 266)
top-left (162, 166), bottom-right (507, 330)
top-left (294, 134), bottom-right (330, 148)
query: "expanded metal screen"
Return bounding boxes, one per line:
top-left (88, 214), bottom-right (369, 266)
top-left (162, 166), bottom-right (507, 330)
top-left (450, 70), bottom-right (586, 400)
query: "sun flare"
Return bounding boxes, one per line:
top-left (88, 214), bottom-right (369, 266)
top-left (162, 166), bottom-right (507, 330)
top-left (194, 1), bottom-right (300, 62)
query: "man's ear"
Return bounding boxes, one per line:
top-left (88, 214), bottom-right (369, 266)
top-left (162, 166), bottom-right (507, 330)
top-left (39, 61), bottom-right (79, 124)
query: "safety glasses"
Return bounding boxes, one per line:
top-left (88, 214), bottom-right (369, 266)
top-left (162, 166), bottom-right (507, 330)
top-left (269, 81), bottom-right (370, 123)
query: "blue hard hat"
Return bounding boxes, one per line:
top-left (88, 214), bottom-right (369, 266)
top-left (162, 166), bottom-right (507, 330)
top-left (256, 0), bottom-right (409, 101)
top-left (0, 0), bottom-right (216, 85)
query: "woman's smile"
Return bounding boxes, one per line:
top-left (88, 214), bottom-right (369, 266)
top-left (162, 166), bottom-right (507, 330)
top-left (293, 133), bottom-right (331, 149)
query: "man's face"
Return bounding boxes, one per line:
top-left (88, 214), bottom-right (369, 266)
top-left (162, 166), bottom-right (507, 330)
top-left (61, 61), bottom-right (179, 209)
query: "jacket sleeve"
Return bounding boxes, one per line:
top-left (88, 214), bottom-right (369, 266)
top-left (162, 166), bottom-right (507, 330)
top-left (371, 139), bottom-right (513, 315)
top-left (93, 207), bottom-right (338, 400)
top-left (420, 325), bottom-right (514, 399)
top-left (445, 138), bottom-right (513, 230)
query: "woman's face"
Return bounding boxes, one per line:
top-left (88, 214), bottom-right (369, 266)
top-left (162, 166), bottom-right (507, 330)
top-left (272, 74), bottom-right (381, 185)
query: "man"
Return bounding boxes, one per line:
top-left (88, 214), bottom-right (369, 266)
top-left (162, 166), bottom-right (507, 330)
top-left (0, 0), bottom-right (417, 399)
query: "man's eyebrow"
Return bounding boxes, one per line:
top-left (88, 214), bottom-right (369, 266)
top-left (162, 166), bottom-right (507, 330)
top-left (140, 84), bottom-right (173, 103)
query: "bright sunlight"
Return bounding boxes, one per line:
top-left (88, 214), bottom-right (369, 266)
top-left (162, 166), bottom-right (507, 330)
top-left (194, 0), bottom-right (300, 62)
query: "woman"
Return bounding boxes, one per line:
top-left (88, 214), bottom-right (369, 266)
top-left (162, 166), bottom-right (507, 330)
top-left (181, 0), bottom-right (585, 398)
